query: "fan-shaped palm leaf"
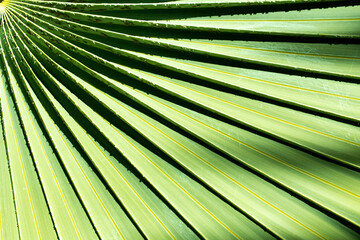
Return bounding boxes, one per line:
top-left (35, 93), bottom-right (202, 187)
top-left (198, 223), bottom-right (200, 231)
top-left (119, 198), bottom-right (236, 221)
top-left (0, 0), bottom-right (359, 239)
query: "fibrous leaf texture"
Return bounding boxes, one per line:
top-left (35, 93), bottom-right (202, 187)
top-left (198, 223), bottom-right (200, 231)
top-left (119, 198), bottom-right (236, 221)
top-left (0, 0), bottom-right (359, 239)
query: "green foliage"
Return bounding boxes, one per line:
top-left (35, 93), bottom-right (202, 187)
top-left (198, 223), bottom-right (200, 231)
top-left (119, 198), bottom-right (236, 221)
top-left (0, 0), bottom-right (359, 239)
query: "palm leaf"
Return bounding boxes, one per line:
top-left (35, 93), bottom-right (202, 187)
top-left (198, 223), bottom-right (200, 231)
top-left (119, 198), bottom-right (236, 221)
top-left (0, 0), bottom-right (359, 239)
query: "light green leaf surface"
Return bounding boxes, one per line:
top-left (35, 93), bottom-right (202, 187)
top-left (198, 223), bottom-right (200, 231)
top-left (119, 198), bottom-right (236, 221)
top-left (0, 0), bottom-right (359, 239)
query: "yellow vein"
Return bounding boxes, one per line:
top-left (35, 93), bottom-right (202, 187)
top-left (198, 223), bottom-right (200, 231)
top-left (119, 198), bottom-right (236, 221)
top-left (87, 136), bottom-right (176, 239)
top-left (88, 85), bottom-right (240, 239)
top-left (1, 18), bottom-right (42, 239)
top-left (130, 87), bottom-right (360, 199)
top-left (91, 118), bottom-right (177, 239)
top-left (5, 17), bottom-right (83, 239)
top-left (100, 87), bottom-right (325, 239)
top-left (49, 82), bottom-right (176, 238)
top-left (22, 90), bottom-right (82, 240)
top-left (147, 54), bottom-right (359, 101)
top-left (10, 9), bottom-right (359, 148)
top-left (9, 2), bottom-right (360, 216)
top-left (139, 70), bottom-right (360, 147)
top-left (55, 123), bottom-right (125, 240)
top-left (10, 23), bottom-right (123, 239)
top-left (6, 16), bottom-right (126, 235)
top-left (9, 13), bottom-right (171, 239)
top-left (7, 0), bottom-right (358, 218)
top-left (9, 8), bottom-right (192, 237)
top-left (14, 1), bottom-right (357, 198)
top-left (5, 5), bottom-right (340, 236)
top-left (108, 121), bottom-right (242, 240)
top-left (13, 2), bottom-right (360, 66)
top-left (11, 2), bottom-right (358, 104)
top-left (170, 18), bottom-right (360, 22)
top-left (8, 9), bottom-right (179, 237)
top-left (33, 55), bottom-right (175, 239)
top-left (175, 39), bottom-right (360, 61)
top-left (0, 73), bottom-right (41, 240)
top-left (96, 74), bottom-right (313, 236)
top-left (61, 66), bottom-right (218, 238)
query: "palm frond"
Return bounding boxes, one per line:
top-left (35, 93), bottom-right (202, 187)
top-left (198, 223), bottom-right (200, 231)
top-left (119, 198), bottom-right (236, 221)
top-left (1, 0), bottom-right (359, 239)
